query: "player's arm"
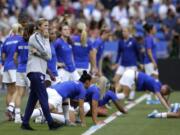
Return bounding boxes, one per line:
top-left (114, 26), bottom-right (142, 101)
top-left (147, 49), bottom-right (157, 69)
top-left (89, 48), bottom-right (98, 74)
top-left (155, 92), bottom-right (170, 110)
top-left (113, 100), bottom-right (127, 114)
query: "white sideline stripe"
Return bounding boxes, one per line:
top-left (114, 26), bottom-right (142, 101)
top-left (82, 94), bottom-right (149, 135)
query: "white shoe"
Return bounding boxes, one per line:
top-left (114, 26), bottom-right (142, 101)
top-left (14, 117), bottom-right (22, 123)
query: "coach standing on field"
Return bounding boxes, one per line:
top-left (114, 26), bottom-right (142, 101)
top-left (21, 18), bottom-right (62, 130)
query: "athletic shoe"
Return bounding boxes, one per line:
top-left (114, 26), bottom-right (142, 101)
top-left (5, 110), bottom-right (15, 121)
top-left (21, 124), bottom-right (35, 131)
top-left (49, 121), bottom-right (64, 130)
top-left (147, 110), bottom-right (158, 118)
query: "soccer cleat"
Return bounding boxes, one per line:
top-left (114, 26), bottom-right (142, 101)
top-left (49, 121), bottom-right (64, 130)
top-left (5, 110), bottom-right (15, 121)
top-left (147, 110), bottom-right (158, 118)
top-left (21, 124), bottom-right (35, 131)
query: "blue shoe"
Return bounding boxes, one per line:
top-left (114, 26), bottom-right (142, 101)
top-left (148, 110), bottom-right (158, 118)
top-left (146, 99), bottom-right (154, 105)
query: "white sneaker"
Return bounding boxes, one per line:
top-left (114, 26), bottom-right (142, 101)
top-left (14, 117), bottom-right (22, 123)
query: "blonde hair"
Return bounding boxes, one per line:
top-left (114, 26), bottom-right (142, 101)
top-left (77, 22), bottom-right (87, 47)
top-left (11, 23), bottom-right (23, 35)
top-left (36, 18), bottom-right (48, 29)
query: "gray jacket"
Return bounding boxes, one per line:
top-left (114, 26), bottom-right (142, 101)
top-left (26, 32), bottom-right (51, 75)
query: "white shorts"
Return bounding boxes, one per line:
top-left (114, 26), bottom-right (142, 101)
top-left (2, 69), bottom-right (16, 83)
top-left (46, 88), bottom-right (63, 113)
top-left (0, 66), bottom-right (4, 75)
top-left (58, 69), bottom-right (80, 82)
top-left (16, 72), bottom-right (30, 87)
top-left (119, 69), bottom-right (137, 90)
top-left (69, 102), bottom-right (90, 114)
top-left (144, 63), bottom-right (159, 76)
top-left (76, 64), bottom-right (91, 76)
top-left (116, 65), bottom-right (137, 76)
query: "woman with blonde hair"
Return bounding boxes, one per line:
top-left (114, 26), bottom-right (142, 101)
top-left (21, 18), bottom-right (62, 130)
top-left (72, 22), bottom-right (96, 76)
top-left (2, 23), bottom-right (23, 120)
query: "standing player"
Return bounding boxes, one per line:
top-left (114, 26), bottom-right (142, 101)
top-left (113, 27), bottom-right (140, 101)
top-left (54, 22), bottom-right (80, 82)
top-left (46, 27), bottom-right (59, 86)
top-left (91, 26), bottom-right (110, 97)
top-left (7, 23), bottom-right (35, 123)
top-left (2, 23), bottom-right (23, 115)
top-left (143, 23), bottom-right (159, 103)
top-left (72, 22), bottom-right (95, 75)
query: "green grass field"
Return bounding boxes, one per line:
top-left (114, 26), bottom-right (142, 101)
top-left (0, 91), bottom-right (179, 135)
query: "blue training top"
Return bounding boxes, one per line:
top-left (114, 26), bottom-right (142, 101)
top-left (98, 90), bottom-right (118, 106)
top-left (116, 37), bottom-right (139, 67)
top-left (2, 35), bottom-right (22, 71)
top-left (16, 37), bottom-right (28, 73)
top-left (48, 41), bottom-right (58, 76)
top-left (72, 35), bottom-right (93, 69)
top-left (144, 35), bottom-right (157, 64)
top-left (85, 84), bottom-right (101, 102)
top-left (51, 81), bottom-right (86, 100)
top-left (93, 37), bottom-right (105, 67)
top-left (137, 72), bottom-right (162, 93)
top-left (54, 38), bottom-right (76, 72)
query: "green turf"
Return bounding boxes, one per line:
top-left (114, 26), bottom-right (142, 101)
top-left (0, 91), bottom-right (179, 135)
top-left (95, 92), bottom-right (180, 135)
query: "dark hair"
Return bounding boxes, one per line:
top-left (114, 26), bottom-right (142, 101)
top-left (23, 23), bottom-right (35, 42)
top-left (79, 71), bottom-right (92, 83)
top-left (143, 23), bottom-right (153, 33)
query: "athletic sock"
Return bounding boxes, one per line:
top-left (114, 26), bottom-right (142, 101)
top-left (156, 112), bottom-right (167, 118)
top-left (62, 105), bottom-right (69, 121)
top-left (15, 108), bottom-right (21, 118)
top-left (7, 102), bottom-right (15, 112)
top-left (31, 108), bottom-right (42, 119)
top-left (116, 93), bottom-right (125, 100)
top-left (129, 91), bottom-right (135, 100)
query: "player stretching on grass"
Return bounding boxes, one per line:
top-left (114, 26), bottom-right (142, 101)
top-left (117, 69), bottom-right (171, 111)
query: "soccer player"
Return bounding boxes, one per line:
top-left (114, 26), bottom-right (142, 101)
top-left (143, 23), bottom-right (158, 78)
top-left (91, 26), bottom-right (110, 97)
top-left (32, 71), bottom-right (92, 126)
top-left (80, 84), bottom-right (127, 125)
top-left (118, 69), bottom-right (171, 110)
top-left (143, 23), bottom-right (159, 103)
top-left (113, 27), bottom-right (141, 101)
top-left (2, 23), bottom-right (23, 114)
top-left (46, 27), bottom-right (59, 87)
top-left (72, 22), bottom-right (95, 75)
top-left (54, 22), bottom-right (80, 82)
top-left (9, 23), bottom-right (35, 123)
top-left (148, 103), bottom-right (180, 118)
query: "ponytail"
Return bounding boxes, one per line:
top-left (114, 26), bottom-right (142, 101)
top-left (79, 70), bottom-right (92, 83)
top-left (77, 22), bottom-right (87, 47)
